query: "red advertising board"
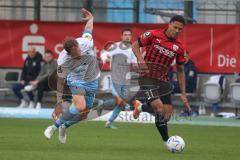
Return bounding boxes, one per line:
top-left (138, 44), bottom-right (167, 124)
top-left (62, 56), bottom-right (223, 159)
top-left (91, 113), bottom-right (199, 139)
top-left (0, 20), bottom-right (239, 73)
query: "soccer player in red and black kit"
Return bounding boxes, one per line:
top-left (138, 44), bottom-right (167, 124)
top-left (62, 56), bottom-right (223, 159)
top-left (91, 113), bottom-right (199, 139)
top-left (131, 15), bottom-right (192, 148)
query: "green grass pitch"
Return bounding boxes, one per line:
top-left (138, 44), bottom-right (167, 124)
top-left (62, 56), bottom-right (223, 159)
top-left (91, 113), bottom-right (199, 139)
top-left (0, 118), bottom-right (239, 160)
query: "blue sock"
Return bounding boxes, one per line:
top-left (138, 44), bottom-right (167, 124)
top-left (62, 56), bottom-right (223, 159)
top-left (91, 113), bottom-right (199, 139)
top-left (108, 106), bottom-right (122, 123)
top-left (64, 114), bottom-right (81, 128)
top-left (54, 104), bottom-right (80, 128)
top-left (103, 99), bottom-right (116, 108)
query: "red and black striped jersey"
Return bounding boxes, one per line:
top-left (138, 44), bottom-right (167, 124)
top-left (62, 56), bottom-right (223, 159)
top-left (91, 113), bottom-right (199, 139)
top-left (138, 29), bottom-right (185, 81)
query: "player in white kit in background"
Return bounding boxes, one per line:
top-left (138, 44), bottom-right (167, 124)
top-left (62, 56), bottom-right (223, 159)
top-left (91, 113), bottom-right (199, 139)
top-left (100, 28), bottom-right (138, 129)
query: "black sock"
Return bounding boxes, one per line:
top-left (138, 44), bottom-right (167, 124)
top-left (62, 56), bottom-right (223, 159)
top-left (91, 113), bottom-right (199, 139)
top-left (155, 114), bottom-right (169, 142)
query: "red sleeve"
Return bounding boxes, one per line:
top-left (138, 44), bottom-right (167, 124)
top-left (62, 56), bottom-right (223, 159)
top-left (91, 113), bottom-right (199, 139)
top-left (138, 30), bottom-right (154, 47)
top-left (176, 45), bottom-right (185, 65)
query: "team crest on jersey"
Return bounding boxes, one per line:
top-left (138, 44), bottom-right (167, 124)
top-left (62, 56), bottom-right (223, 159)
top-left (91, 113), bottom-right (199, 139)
top-left (173, 44), bottom-right (179, 51)
top-left (85, 35), bottom-right (92, 41)
top-left (143, 31), bottom-right (150, 38)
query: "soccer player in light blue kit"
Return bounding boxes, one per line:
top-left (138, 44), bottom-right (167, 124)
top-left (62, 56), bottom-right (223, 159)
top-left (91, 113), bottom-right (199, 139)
top-left (100, 28), bottom-right (137, 129)
top-left (44, 8), bottom-right (100, 143)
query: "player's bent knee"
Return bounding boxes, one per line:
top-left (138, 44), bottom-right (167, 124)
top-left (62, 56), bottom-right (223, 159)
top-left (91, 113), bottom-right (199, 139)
top-left (163, 104), bottom-right (173, 114)
top-left (79, 108), bottom-right (90, 120)
top-left (153, 105), bottom-right (164, 115)
top-left (115, 96), bottom-right (124, 105)
top-left (119, 100), bottom-right (127, 108)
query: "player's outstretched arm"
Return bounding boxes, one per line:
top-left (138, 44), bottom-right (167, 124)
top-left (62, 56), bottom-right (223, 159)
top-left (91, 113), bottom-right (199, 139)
top-left (176, 64), bottom-right (192, 112)
top-left (81, 8), bottom-right (94, 32)
top-left (176, 64), bottom-right (186, 94)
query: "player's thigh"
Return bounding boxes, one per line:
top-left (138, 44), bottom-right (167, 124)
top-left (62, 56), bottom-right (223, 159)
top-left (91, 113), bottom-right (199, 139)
top-left (72, 94), bottom-right (86, 111)
top-left (84, 87), bottom-right (101, 109)
top-left (149, 93), bottom-right (173, 116)
top-left (149, 98), bottom-right (164, 113)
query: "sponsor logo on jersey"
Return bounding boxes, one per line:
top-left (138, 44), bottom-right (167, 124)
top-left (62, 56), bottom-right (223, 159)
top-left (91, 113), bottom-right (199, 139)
top-left (153, 44), bottom-right (175, 58)
top-left (84, 35), bottom-right (92, 41)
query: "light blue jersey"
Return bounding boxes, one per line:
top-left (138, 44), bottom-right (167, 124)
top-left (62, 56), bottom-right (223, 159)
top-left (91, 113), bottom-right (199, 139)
top-left (57, 31), bottom-right (100, 108)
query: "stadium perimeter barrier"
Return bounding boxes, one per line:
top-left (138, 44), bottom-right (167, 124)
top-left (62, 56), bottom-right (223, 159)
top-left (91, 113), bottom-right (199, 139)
top-left (0, 68), bottom-right (239, 114)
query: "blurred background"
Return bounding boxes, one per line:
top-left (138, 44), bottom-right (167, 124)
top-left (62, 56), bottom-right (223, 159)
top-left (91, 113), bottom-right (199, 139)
top-left (0, 0), bottom-right (239, 23)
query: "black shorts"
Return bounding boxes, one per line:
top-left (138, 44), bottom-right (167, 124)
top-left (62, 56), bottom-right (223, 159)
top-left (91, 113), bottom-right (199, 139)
top-left (137, 76), bottom-right (172, 105)
top-left (151, 93), bottom-right (172, 105)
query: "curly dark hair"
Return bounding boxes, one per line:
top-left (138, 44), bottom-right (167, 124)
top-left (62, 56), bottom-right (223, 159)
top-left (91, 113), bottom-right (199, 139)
top-left (170, 15), bottom-right (186, 25)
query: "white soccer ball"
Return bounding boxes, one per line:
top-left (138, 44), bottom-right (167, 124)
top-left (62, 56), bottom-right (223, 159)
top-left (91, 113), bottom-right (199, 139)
top-left (166, 136), bottom-right (185, 153)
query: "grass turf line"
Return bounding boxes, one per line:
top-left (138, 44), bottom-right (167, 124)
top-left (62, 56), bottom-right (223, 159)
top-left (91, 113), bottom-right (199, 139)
top-left (0, 118), bottom-right (239, 160)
